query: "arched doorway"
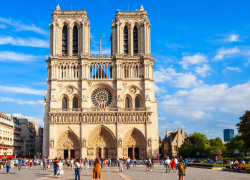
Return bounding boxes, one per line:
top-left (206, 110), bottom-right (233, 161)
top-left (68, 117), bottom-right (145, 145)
top-left (123, 128), bottom-right (146, 159)
top-left (57, 130), bottom-right (81, 159)
top-left (87, 125), bottom-right (116, 159)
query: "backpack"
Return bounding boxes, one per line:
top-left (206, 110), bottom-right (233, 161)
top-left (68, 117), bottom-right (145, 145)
top-left (178, 163), bottom-right (184, 172)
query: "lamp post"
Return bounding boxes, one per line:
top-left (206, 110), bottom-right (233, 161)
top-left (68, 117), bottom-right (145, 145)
top-left (196, 152), bottom-right (200, 162)
top-left (234, 149), bottom-right (239, 159)
top-left (214, 151), bottom-right (218, 162)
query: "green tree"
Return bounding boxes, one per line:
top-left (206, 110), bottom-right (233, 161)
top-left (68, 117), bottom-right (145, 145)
top-left (209, 137), bottom-right (224, 148)
top-left (236, 110), bottom-right (250, 150)
top-left (178, 132), bottom-right (210, 158)
top-left (223, 135), bottom-right (245, 158)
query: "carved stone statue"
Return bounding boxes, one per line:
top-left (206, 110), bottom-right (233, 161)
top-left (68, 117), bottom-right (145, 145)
top-left (49, 140), bottom-right (54, 148)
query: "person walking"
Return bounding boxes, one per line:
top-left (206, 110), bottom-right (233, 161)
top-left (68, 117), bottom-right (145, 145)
top-left (171, 159), bottom-right (176, 173)
top-left (93, 158), bottom-right (101, 180)
top-left (58, 159), bottom-right (64, 178)
top-left (178, 159), bottom-right (186, 180)
top-left (71, 158), bottom-right (74, 171)
top-left (126, 157), bottom-right (131, 170)
top-left (18, 158), bottom-right (22, 170)
top-left (75, 158), bottom-right (81, 180)
top-left (29, 159), bottom-right (33, 169)
top-left (53, 158), bottom-right (59, 176)
top-left (165, 157), bottom-right (171, 173)
top-left (6, 158), bottom-right (11, 174)
top-left (43, 158), bottom-right (47, 170)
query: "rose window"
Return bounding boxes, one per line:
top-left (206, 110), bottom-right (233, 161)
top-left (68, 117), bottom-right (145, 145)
top-left (91, 87), bottom-right (112, 108)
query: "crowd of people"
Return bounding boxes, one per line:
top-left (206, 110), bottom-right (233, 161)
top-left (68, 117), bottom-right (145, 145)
top-left (2, 156), bottom-right (248, 180)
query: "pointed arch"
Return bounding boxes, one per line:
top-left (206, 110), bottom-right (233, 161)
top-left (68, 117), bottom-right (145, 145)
top-left (87, 125), bottom-right (116, 149)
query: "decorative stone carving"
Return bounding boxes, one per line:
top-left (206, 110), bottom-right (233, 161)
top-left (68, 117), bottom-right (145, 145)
top-left (87, 148), bottom-right (94, 155)
top-left (129, 87), bottom-right (136, 94)
top-left (148, 139), bottom-right (152, 147)
top-left (146, 94), bottom-right (150, 100)
top-left (123, 149), bottom-right (128, 156)
top-left (66, 87), bottom-right (74, 94)
top-left (117, 139), bottom-right (122, 147)
top-left (91, 87), bottom-right (112, 108)
top-left (88, 82), bottom-right (92, 87)
top-left (122, 83), bottom-right (127, 88)
top-left (117, 95), bottom-right (122, 101)
top-left (57, 84), bottom-right (63, 89)
top-left (51, 95), bottom-right (56, 101)
top-left (49, 140), bottom-right (54, 148)
top-left (82, 139), bottom-right (86, 148)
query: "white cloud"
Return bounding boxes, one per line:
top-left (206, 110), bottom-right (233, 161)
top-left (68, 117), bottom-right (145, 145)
top-left (0, 97), bottom-right (43, 105)
top-left (0, 24), bottom-right (7, 29)
top-left (213, 46), bottom-right (240, 60)
top-left (12, 113), bottom-right (43, 126)
top-left (244, 58), bottom-right (250, 66)
top-left (0, 85), bottom-right (45, 95)
top-left (0, 36), bottom-right (49, 48)
top-left (154, 84), bottom-right (167, 94)
top-left (179, 53), bottom-right (208, 69)
top-left (224, 66), bottom-right (241, 72)
top-left (159, 81), bottom-right (250, 120)
top-left (228, 34), bottom-right (240, 42)
top-left (0, 51), bottom-right (43, 61)
top-left (159, 121), bottom-right (186, 130)
top-left (154, 67), bottom-right (202, 89)
top-left (0, 17), bottom-right (48, 36)
top-left (194, 64), bottom-right (212, 77)
top-left (158, 117), bottom-right (166, 121)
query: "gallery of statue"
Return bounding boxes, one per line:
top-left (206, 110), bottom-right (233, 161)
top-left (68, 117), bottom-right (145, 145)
top-left (43, 4), bottom-right (159, 160)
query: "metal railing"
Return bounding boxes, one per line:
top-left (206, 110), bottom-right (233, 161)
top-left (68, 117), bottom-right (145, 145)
top-left (51, 107), bottom-right (151, 112)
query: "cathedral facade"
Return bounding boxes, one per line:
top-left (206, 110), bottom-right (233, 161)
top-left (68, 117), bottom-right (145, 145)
top-left (43, 4), bottom-right (159, 159)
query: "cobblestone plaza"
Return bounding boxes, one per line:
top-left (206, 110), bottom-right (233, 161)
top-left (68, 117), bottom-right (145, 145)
top-left (1, 165), bottom-right (249, 180)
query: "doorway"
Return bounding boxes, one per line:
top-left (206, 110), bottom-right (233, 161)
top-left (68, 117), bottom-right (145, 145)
top-left (128, 148), bottom-right (133, 158)
top-left (70, 150), bottom-right (75, 159)
top-left (64, 150), bottom-right (68, 159)
top-left (103, 148), bottom-right (108, 159)
top-left (135, 148), bottom-right (139, 159)
top-left (96, 147), bottom-right (101, 158)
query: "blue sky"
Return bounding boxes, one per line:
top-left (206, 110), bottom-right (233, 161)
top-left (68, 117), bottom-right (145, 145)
top-left (0, 0), bottom-right (250, 140)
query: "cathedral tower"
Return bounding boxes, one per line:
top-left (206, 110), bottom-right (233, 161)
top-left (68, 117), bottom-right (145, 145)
top-left (43, 4), bottom-right (159, 159)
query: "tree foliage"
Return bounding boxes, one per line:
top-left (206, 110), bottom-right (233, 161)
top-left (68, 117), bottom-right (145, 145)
top-left (236, 110), bottom-right (250, 150)
top-left (178, 133), bottom-right (225, 158)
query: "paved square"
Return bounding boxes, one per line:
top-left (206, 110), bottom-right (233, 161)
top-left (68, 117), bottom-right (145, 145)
top-left (0, 165), bottom-right (250, 180)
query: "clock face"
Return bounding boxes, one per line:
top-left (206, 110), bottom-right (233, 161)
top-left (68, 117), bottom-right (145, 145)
top-left (91, 87), bottom-right (112, 108)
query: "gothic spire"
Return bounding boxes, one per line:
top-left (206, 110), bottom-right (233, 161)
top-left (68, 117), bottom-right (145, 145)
top-left (139, 4), bottom-right (144, 11)
top-left (99, 30), bottom-right (102, 56)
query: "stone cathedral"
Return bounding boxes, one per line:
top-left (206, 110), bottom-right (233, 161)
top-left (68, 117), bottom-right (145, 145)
top-left (43, 4), bottom-right (159, 159)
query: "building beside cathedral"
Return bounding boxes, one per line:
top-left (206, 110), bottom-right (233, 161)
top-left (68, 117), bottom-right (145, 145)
top-left (43, 4), bottom-right (159, 159)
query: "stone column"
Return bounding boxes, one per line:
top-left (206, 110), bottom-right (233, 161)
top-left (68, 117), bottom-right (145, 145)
top-left (68, 150), bottom-right (71, 158)
top-left (129, 27), bottom-right (133, 56)
top-left (81, 22), bottom-right (85, 55)
top-left (68, 27), bottom-right (73, 56)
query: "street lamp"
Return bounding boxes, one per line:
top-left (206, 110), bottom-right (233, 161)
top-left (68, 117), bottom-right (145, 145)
top-left (196, 152), bottom-right (200, 162)
top-left (234, 149), bottom-right (239, 159)
top-left (214, 151), bottom-right (218, 161)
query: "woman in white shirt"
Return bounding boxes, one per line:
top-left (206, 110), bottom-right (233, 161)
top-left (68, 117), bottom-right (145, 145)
top-left (57, 160), bottom-right (64, 178)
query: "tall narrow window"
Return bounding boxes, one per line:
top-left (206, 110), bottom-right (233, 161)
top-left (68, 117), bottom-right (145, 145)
top-left (73, 25), bottom-right (78, 55)
top-left (62, 97), bottom-right (67, 109)
top-left (135, 97), bottom-right (140, 108)
top-left (125, 97), bottom-right (129, 108)
top-left (73, 97), bottom-right (78, 109)
top-left (124, 26), bottom-right (128, 54)
top-left (62, 26), bottom-right (68, 55)
top-left (133, 26), bottom-right (138, 54)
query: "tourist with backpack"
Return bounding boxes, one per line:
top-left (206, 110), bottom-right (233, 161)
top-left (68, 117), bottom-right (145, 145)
top-left (178, 159), bottom-right (186, 180)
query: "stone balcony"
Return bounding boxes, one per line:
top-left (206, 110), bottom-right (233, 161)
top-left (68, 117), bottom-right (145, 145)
top-left (50, 107), bottom-right (151, 113)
